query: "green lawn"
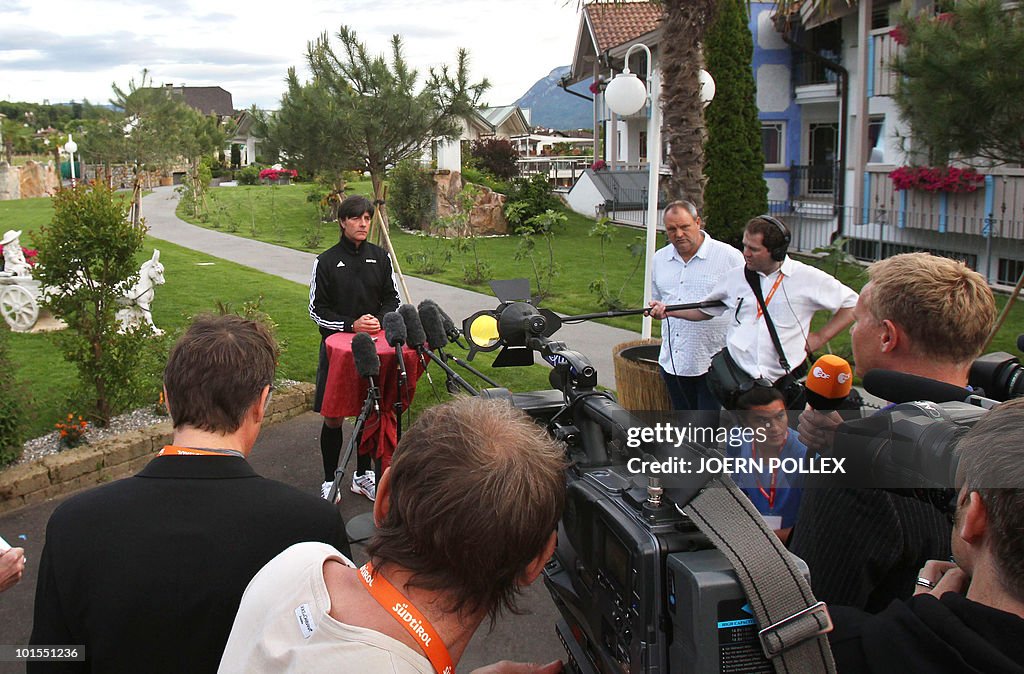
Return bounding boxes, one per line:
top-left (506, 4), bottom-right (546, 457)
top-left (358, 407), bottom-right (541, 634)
top-left (1, 194), bottom-right (554, 440)
top-left (8, 184), bottom-right (1024, 439)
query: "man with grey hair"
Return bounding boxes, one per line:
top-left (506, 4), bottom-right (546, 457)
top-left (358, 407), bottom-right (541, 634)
top-left (650, 201), bottom-right (742, 410)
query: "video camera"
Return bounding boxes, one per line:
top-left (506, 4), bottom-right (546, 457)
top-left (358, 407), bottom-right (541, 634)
top-left (460, 281), bottom-right (824, 673)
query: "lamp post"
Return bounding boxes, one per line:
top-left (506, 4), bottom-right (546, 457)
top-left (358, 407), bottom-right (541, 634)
top-left (64, 134), bottom-right (78, 187)
top-left (604, 46), bottom-right (715, 337)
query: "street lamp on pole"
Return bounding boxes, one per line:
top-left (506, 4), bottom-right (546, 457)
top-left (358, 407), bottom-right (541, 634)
top-left (604, 47), bottom-right (715, 337)
top-left (64, 134), bottom-right (78, 187)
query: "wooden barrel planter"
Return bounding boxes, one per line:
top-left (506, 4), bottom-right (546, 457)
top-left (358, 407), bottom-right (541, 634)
top-left (612, 338), bottom-right (671, 412)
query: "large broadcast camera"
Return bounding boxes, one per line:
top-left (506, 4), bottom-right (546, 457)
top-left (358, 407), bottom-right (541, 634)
top-left (458, 281), bottom-right (829, 674)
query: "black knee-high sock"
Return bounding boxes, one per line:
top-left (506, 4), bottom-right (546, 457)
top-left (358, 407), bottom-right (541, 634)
top-left (356, 450), bottom-right (371, 476)
top-left (320, 423), bottom-right (343, 482)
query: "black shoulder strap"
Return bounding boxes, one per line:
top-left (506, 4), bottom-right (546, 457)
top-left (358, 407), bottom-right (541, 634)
top-left (744, 267), bottom-right (791, 374)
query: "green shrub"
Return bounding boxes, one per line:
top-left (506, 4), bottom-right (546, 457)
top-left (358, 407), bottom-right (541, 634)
top-left (36, 184), bottom-right (162, 425)
top-left (505, 174), bottom-right (560, 234)
top-left (0, 329), bottom-right (28, 467)
top-left (388, 159), bottom-right (435, 230)
top-left (238, 165), bottom-right (260, 185)
top-left (461, 166), bottom-right (510, 195)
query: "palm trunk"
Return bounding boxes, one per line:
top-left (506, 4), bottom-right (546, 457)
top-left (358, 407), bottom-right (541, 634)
top-left (659, 0), bottom-right (718, 211)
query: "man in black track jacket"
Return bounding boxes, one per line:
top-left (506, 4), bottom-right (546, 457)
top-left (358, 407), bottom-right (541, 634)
top-left (309, 195), bottom-right (399, 502)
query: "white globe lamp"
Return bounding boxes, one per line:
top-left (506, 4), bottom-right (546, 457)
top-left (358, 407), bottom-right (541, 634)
top-left (699, 69), bottom-right (717, 108)
top-left (604, 69), bottom-right (649, 117)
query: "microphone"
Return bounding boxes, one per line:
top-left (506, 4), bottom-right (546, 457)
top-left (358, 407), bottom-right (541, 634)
top-left (419, 299), bottom-right (463, 346)
top-left (804, 354), bottom-right (854, 410)
top-left (351, 332), bottom-right (380, 413)
top-left (398, 303), bottom-right (432, 384)
top-left (863, 369), bottom-right (969, 404)
top-left (382, 311), bottom-right (407, 382)
top-left (419, 303), bottom-right (449, 352)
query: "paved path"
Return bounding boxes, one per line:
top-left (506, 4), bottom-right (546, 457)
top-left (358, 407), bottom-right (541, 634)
top-left (141, 186), bottom-right (641, 388)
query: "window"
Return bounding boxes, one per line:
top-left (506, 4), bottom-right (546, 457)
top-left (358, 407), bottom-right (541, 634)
top-left (998, 258), bottom-right (1024, 285)
top-left (762, 121), bottom-right (786, 168)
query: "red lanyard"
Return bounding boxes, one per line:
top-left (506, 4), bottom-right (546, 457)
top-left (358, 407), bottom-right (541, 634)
top-left (755, 273), bottom-right (786, 320)
top-left (750, 437), bottom-right (785, 509)
top-left (358, 562), bottom-right (454, 674)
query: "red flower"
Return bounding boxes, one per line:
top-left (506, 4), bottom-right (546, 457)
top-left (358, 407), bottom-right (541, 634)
top-left (889, 166), bottom-right (985, 193)
top-left (889, 25), bottom-right (909, 45)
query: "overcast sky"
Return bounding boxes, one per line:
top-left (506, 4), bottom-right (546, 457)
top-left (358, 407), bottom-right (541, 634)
top-left (0, 0), bottom-right (582, 110)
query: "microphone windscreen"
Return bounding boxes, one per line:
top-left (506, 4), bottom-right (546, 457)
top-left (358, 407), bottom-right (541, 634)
top-left (420, 299), bottom-right (459, 339)
top-left (351, 333), bottom-right (380, 378)
top-left (399, 304), bottom-right (426, 348)
top-left (805, 354), bottom-right (854, 410)
top-left (382, 312), bottom-right (407, 348)
top-left (862, 369), bottom-right (968, 404)
top-left (420, 304), bottom-right (448, 351)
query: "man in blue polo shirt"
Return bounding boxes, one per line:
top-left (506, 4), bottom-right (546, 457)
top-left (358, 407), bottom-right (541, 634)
top-left (728, 386), bottom-right (807, 544)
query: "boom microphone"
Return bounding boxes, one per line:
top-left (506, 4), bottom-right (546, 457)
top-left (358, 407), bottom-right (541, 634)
top-left (805, 354), bottom-right (854, 410)
top-left (351, 332), bottom-right (380, 413)
top-left (863, 369), bottom-right (969, 404)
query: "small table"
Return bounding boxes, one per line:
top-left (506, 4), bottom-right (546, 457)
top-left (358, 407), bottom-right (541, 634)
top-left (322, 332), bottom-right (424, 468)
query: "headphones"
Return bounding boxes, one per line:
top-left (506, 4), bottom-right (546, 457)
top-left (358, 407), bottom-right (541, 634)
top-left (758, 214), bottom-right (791, 262)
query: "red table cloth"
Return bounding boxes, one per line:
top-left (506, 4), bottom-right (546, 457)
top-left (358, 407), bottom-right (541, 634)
top-left (321, 331), bottom-right (424, 467)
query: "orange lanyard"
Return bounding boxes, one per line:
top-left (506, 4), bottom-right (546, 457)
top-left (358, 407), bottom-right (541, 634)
top-left (158, 445), bottom-right (245, 458)
top-left (358, 562), bottom-right (454, 674)
top-left (755, 273), bottom-right (786, 320)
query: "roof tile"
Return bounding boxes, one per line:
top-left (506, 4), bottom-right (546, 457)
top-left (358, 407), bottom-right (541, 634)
top-left (585, 1), bottom-right (663, 53)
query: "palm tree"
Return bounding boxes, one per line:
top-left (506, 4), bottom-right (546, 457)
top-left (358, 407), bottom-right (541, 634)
top-left (658, 0), bottom-right (719, 210)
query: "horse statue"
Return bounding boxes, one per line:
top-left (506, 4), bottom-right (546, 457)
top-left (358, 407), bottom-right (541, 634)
top-left (116, 249), bottom-right (165, 335)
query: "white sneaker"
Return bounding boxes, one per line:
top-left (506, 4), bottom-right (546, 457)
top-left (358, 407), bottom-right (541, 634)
top-left (351, 471), bottom-right (376, 501)
top-left (320, 481), bottom-right (333, 501)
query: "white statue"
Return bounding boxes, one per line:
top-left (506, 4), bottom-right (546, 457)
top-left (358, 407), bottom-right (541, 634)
top-left (116, 249), bottom-right (165, 335)
top-left (0, 229), bottom-right (33, 277)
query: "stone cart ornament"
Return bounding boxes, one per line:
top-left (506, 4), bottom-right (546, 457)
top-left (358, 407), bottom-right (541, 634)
top-left (116, 249), bottom-right (166, 335)
top-left (1, 229), bottom-right (33, 277)
top-left (0, 229), bottom-right (42, 331)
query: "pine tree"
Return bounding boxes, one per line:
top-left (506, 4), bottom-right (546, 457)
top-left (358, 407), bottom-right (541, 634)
top-left (703, 0), bottom-right (769, 246)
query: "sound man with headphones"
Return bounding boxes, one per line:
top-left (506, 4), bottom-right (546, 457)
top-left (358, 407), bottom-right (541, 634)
top-left (650, 215), bottom-right (857, 409)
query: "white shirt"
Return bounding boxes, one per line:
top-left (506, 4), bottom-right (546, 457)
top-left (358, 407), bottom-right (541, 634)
top-left (701, 256), bottom-right (858, 382)
top-left (652, 232), bottom-right (744, 376)
top-left (219, 542), bottom-right (433, 674)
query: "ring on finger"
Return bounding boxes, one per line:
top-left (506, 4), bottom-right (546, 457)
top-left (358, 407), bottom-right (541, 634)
top-left (915, 576), bottom-right (935, 590)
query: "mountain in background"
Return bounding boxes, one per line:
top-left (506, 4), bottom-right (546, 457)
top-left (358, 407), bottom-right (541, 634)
top-left (514, 66), bottom-right (593, 131)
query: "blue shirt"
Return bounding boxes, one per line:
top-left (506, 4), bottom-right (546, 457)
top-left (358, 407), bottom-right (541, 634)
top-left (727, 432), bottom-right (808, 530)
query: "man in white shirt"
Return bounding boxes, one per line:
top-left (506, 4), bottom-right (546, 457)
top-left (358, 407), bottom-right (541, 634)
top-left (651, 215), bottom-right (857, 409)
top-left (651, 201), bottom-right (743, 410)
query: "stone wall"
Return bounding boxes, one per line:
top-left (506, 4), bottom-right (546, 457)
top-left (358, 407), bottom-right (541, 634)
top-left (431, 169), bottom-right (508, 236)
top-left (0, 162), bottom-right (19, 200)
top-left (0, 382), bottom-right (316, 514)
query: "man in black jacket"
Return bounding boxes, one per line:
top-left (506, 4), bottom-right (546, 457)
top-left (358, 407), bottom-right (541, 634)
top-left (828, 402), bottom-right (1024, 672)
top-left (29, 315), bottom-right (350, 674)
top-left (309, 195), bottom-right (400, 502)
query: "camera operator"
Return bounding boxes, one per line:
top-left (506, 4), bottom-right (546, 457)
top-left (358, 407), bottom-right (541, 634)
top-left (793, 253), bottom-right (997, 611)
top-left (828, 402), bottom-right (1024, 671)
top-left (650, 215), bottom-right (856, 410)
top-left (219, 397), bottom-right (566, 673)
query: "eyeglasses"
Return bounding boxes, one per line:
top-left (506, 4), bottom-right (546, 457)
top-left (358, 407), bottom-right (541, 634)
top-left (738, 377), bottom-right (774, 394)
top-left (734, 297), bottom-right (745, 324)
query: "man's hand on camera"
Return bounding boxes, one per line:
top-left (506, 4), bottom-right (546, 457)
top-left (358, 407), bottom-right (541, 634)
top-left (470, 660), bottom-right (563, 674)
top-left (914, 559), bottom-right (968, 598)
top-left (649, 301), bottom-right (667, 320)
top-left (797, 407), bottom-right (842, 453)
top-left (352, 314), bottom-right (380, 333)
top-left (0, 547), bottom-right (26, 593)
